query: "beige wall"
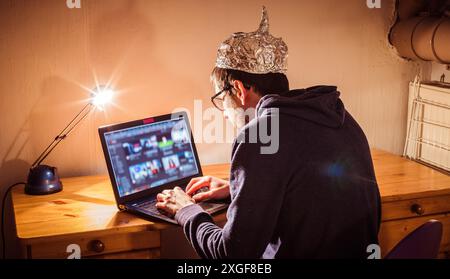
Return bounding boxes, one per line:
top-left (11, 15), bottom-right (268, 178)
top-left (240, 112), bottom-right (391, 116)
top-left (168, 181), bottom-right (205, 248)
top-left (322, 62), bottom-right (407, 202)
top-left (0, 0), bottom-right (431, 257)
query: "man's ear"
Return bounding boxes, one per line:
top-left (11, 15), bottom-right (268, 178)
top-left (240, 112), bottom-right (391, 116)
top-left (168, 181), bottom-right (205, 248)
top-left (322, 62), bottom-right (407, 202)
top-left (232, 80), bottom-right (248, 106)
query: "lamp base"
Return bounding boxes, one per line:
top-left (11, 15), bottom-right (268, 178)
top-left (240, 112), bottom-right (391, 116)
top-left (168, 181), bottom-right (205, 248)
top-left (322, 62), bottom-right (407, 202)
top-left (25, 165), bottom-right (63, 195)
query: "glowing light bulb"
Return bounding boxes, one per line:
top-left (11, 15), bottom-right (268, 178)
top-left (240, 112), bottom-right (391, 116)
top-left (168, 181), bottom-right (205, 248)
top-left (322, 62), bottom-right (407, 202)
top-left (91, 86), bottom-right (113, 109)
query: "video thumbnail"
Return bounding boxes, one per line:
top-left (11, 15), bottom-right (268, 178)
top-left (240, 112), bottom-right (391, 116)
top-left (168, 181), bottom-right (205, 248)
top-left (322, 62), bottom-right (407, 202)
top-left (122, 141), bottom-right (142, 158)
top-left (171, 123), bottom-right (189, 144)
top-left (140, 135), bottom-right (158, 149)
top-left (158, 134), bottom-right (174, 149)
top-left (128, 159), bottom-right (162, 185)
top-left (162, 155), bottom-right (180, 172)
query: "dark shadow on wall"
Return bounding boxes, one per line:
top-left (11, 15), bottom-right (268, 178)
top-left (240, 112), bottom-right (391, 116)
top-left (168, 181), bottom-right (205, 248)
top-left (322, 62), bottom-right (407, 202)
top-left (1, 122), bottom-right (31, 259)
top-left (0, 159), bottom-right (30, 259)
top-left (0, 91), bottom-right (39, 259)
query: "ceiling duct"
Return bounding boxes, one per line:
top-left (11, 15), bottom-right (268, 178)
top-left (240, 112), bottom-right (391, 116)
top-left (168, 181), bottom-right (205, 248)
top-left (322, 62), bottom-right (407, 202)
top-left (389, 0), bottom-right (450, 64)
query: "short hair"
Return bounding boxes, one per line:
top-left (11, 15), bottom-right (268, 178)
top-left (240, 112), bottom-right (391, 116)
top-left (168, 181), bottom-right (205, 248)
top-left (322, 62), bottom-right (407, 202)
top-left (211, 67), bottom-right (289, 97)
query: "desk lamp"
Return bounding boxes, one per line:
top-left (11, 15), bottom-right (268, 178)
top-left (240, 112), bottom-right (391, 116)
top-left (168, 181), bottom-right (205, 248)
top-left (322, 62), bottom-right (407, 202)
top-left (25, 85), bottom-right (113, 195)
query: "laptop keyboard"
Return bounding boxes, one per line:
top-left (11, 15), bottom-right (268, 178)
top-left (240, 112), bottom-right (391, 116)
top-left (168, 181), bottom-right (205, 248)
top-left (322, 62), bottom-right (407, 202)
top-left (133, 198), bottom-right (224, 215)
top-left (134, 199), bottom-right (161, 215)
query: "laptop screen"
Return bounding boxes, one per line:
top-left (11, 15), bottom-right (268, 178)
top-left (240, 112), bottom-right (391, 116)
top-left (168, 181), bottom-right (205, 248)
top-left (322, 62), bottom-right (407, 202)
top-left (103, 116), bottom-right (199, 197)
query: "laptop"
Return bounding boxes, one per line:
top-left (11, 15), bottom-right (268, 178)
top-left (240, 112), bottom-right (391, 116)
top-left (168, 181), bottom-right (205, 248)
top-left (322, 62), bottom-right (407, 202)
top-left (98, 111), bottom-right (229, 224)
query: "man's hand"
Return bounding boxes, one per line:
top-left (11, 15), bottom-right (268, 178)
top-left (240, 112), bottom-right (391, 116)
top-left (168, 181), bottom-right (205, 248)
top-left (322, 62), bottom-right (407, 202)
top-left (186, 176), bottom-right (230, 202)
top-left (156, 187), bottom-right (195, 217)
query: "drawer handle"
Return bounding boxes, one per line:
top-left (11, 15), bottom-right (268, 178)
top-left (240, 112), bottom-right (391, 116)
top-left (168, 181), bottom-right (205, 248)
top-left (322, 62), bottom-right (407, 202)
top-left (411, 203), bottom-right (425, 215)
top-left (89, 240), bottom-right (105, 253)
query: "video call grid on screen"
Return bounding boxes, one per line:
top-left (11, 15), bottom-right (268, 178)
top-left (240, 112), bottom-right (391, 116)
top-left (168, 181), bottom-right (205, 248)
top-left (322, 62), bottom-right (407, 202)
top-left (104, 117), bottom-right (199, 197)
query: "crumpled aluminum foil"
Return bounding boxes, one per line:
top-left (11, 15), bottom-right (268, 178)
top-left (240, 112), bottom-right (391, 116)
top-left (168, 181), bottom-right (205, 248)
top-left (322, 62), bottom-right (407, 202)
top-left (215, 6), bottom-right (288, 74)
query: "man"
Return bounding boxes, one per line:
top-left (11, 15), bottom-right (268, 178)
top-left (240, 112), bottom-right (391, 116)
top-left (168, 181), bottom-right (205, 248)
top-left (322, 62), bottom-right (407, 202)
top-left (156, 7), bottom-right (381, 259)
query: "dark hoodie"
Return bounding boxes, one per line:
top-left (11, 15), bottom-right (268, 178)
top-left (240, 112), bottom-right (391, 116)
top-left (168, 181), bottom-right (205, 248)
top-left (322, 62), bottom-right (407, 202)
top-left (175, 86), bottom-right (381, 259)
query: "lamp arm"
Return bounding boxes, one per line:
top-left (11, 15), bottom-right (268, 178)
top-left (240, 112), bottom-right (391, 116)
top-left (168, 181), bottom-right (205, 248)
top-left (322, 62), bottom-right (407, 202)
top-left (31, 102), bottom-right (94, 168)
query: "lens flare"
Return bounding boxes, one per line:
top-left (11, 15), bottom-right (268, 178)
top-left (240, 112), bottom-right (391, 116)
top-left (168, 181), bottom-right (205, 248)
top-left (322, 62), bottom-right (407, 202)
top-left (91, 86), bottom-right (113, 110)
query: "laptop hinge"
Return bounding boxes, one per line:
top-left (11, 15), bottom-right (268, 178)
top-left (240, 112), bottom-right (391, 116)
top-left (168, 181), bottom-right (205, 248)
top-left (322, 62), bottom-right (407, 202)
top-left (118, 204), bottom-right (127, 211)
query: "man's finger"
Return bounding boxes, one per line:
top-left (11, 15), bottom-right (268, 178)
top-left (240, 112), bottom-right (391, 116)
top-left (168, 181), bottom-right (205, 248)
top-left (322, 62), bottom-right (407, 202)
top-left (162, 189), bottom-right (172, 195)
top-left (174, 186), bottom-right (183, 192)
top-left (186, 179), bottom-right (211, 195)
top-left (193, 187), bottom-right (225, 202)
top-left (156, 202), bottom-right (175, 216)
top-left (156, 193), bottom-right (165, 202)
top-left (156, 201), bottom-right (167, 209)
top-left (186, 176), bottom-right (209, 192)
top-left (193, 191), bottom-right (213, 202)
top-left (186, 177), bottom-right (201, 192)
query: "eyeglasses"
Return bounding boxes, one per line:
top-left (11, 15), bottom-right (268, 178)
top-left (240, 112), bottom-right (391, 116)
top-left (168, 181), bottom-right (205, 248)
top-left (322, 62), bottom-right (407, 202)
top-left (211, 85), bottom-right (232, 111)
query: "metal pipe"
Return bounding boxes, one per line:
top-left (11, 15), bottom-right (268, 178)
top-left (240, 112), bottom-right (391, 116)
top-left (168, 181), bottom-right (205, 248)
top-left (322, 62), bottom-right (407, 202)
top-left (390, 0), bottom-right (450, 64)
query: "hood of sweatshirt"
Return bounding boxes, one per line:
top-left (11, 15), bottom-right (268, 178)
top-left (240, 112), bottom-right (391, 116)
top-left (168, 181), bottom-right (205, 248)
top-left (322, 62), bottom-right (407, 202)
top-left (256, 85), bottom-right (346, 128)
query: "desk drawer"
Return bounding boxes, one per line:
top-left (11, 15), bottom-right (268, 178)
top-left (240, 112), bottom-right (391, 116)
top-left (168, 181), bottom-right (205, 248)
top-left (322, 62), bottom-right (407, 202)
top-left (379, 212), bottom-right (450, 258)
top-left (382, 194), bottom-right (450, 221)
top-left (27, 230), bottom-right (160, 259)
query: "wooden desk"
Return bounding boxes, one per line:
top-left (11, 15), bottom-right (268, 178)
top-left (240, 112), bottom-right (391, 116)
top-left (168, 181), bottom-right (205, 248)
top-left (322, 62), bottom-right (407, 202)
top-left (12, 149), bottom-right (450, 258)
